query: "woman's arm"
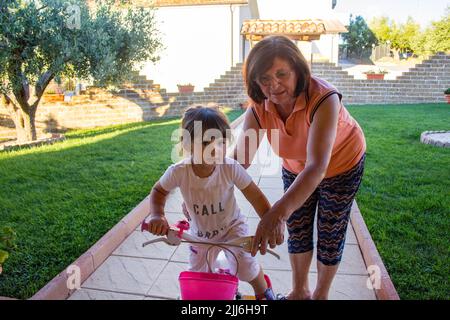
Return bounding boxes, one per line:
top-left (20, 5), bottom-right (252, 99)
top-left (228, 107), bottom-right (265, 169)
top-left (241, 181), bottom-right (286, 249)
top-left (275, 94), bottom-right (340, 218)
top-left (251, 94), bottom-right (340, 256)
top-left (240, 181), bottom-right (271, 218)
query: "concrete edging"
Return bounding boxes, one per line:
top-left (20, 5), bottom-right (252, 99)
top-left (350, 200), bottom-right (400, 300)
top-left (30, 112), bottom-right (245, 300)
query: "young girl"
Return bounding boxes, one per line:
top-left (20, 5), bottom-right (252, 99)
top-left (145, 105), bottom-right (275, 300)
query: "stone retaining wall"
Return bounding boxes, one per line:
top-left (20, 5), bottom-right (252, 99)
top-left (312, 52), bottom-right (450, 105)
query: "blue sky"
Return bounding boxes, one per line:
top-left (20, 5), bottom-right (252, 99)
top-left (334, 0), bottom-right (449, 28)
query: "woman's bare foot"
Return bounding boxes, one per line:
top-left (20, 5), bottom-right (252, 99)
top-left (283, 290), bottom-right (312, 300)
top-left (312, 290), bottom-right (329, 300)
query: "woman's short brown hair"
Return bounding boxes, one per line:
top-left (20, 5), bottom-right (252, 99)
top-left (243, 35), bottom-right (311, 104)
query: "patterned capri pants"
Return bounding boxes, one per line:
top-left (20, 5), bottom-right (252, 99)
top-left (282, 154), bottom-right (365, 266)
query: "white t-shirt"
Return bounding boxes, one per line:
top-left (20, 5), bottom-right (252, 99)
top-left (159, 157), bottom-right (253, 240)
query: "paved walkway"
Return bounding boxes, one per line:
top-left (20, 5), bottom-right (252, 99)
top-left (68, 124), bottom-right (376, 300)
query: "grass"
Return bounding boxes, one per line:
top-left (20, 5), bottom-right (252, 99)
top-left (347, 103), bottom-right (449, 300)
top-left (0, 109), bottom-right (243, 299)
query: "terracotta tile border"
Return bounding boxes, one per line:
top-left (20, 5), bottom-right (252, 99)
top-left (30, 112), bottom-right (245, 300)
top-left (350, 200), bottom-right (400, 300)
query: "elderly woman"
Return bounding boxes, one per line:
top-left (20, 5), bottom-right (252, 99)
top-left (231, 35), bottom-right (366, 300)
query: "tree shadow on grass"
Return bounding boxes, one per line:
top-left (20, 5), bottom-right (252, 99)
top-left (65, 116), bottom-right (181, 140)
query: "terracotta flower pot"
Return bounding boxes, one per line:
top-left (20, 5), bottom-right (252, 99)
top-left (177, 84), bottom-right (195, 93)
top-left (446, 94), bottom-right (450, 104)
top-left (43, 94), bottom-right (65, 102)
top-left (366, 74), bottom-right (385, 80)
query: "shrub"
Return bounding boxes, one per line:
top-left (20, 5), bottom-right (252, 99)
top-left (0, 226), bottom-right (17, 274)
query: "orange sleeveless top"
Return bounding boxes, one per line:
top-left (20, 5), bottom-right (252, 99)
top-left (252, 76), bottom-right (366, 178)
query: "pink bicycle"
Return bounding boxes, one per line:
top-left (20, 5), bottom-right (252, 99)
top-left (141, 219), bottom-right (280, 300)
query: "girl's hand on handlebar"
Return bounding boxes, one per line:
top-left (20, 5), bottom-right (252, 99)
top-left (148, 214), bottom-right (169, 236)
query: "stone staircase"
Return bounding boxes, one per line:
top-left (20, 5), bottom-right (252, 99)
top-left (203, 62), bottom-right (248, 107)
top-left (311, 54), bottom-right (449, 104)
top-left (311, 61), bottom-right (356, 82)
top-left (396, 53), bottom-right (449, 81)
top-left (115, 65), bottom-right (249, 119)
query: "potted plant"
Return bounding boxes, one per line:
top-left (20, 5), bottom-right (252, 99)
top-left (0, 226), bottom-right (17, 275)
top-left (363, 68), bottom-right (388, 80)
top-left (177, 83), bottom-right (195, 93)
top-left (445, 88), bottom-right (450, 104)
top-left (43, 87), bottom-right (64, 102)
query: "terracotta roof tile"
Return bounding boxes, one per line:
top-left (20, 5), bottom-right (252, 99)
top-left (241, 19), bottom-right (347, 41)
top-left (134, 0), bottom-right (248, 6)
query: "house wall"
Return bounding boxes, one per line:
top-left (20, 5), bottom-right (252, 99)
top-left (250, 0), bottom-right (344, 64)
top-left (140, 4), bottom-right (251, 92)
top-left (141, 0), bottom-right (345, 91)
top-left (312, 34), bottom-right (340, 64)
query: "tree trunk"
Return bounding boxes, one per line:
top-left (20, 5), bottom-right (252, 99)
top-left (392, 48), bottom-right (401, 61)
top-left (2, 94), bottom-right (37, 143)
top-left (12, 107), bottom-right (36, 143)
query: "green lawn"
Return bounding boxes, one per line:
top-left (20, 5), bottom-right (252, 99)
top-left (0, 104), bottom-right (449, 300)
top-left (347, 104), bottom-right (449, 300)
top-left (0, 109), bottom-right (242, 299)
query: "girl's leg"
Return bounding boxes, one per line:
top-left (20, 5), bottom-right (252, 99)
top-left (223, 224), bottom-right (272, 298)
top-left (314, 155), bottom-right (365, 300)
top-left (248, 267), bottom-right (268, 295)
top-left (225, 248), bottom-right (272, 298)
top-left (188, 245), bottom-right (220, 273)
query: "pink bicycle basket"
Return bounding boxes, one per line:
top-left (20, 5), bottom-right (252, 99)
top-left (179, 245), bottom-right (239, 300)
top-left (179, 271), bottom-right (239, 300)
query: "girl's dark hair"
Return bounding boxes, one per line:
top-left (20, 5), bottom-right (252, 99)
top-left (243, 35), bottom-right (311, 104)
top-left (181, 105), bottom-right (231, 143)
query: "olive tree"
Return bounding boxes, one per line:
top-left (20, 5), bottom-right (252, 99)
top-left (0, 0), bottom-right (162, 142)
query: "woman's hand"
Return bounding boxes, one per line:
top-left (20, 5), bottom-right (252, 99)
top-left (251, 204), bottom-right (288, 256)
top-left (147, 214), bottom-right (169, 236)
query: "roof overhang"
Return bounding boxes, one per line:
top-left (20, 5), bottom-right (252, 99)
top-left (148, 0), bottom-right (248, 6)
top-left (241, 19), bottom-right (347, 41)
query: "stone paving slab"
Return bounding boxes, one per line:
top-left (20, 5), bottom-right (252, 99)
top-left (146, 262), bottom-right (189, 299)
top-left (81, 255), bottom-right (167, 296)
top-left (237, 269), bottom-right (377, 300)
